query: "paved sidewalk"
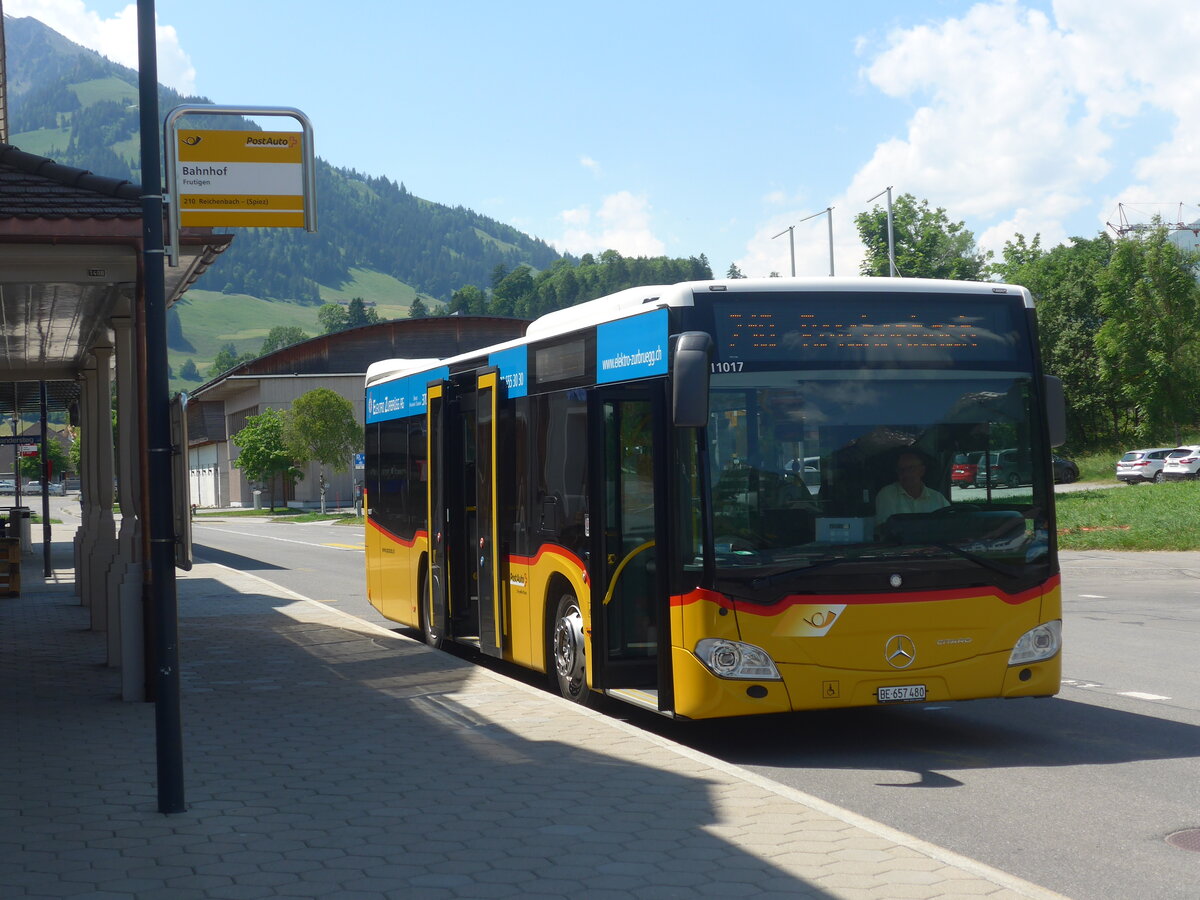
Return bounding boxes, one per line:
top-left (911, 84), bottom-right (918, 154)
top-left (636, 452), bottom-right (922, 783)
top-left (2, 543), bottom-right (1071, 899)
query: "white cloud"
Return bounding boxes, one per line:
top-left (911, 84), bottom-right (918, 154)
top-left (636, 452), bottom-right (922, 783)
top-left (848, 1), bottom-right (1109, 254)
top-left (579, 155), bottom-right (601, 175)
top-left (1051, 1), bottom-right (1200, 214)
top-left (554, 191), bottom-right (665, 258)
top-left (6, 1), bottom-right (196, 93)
top-left (740, 1), bottom-right (1200, 272)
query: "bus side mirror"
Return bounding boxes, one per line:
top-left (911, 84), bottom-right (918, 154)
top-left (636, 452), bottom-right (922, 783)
top-left (672, 332), bottom-right (712, 428)
top-left (1044, 375), bottom-right (1066, 447)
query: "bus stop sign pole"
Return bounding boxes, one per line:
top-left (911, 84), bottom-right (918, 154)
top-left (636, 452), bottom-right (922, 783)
top-left (137, 0), bottom-right (185, 815)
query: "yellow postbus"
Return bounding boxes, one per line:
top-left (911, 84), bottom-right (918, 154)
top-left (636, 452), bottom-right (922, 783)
top-left (363, 278), bottom-right (1065, 719)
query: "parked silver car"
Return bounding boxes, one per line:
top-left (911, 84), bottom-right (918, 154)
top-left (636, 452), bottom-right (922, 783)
top-left (1115, 447), bottom-right (1174, 484)
top-left (26, 480), bottom-right (65, 495)
top-left (1162, 445), bottom-right (1200, 481)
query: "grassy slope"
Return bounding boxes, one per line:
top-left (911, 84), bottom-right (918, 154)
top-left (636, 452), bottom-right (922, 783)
top-left (168, 269), bottom-right (441, 393)
top-left (69, 76), bottom-right (138, 107)
top-left (10, 126), bottom-right (72, 157)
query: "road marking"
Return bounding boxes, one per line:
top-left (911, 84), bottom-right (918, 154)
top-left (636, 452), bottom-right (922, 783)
top-left (1117, 691), bottom-right (1171, 701)
top-left (1064, 680), bottom-right (1172, 702)
top-left (196, 524), bottom-right (362, 551)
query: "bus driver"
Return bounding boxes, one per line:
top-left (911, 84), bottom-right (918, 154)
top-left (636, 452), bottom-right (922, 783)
top-left (875, 450), bottom-right (949, 525)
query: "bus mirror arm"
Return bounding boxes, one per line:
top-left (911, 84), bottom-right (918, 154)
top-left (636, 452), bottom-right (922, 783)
top-left (1044, 375), bottom-right (1066, 447)
top-left (672, 332), bottom-right (713, 428)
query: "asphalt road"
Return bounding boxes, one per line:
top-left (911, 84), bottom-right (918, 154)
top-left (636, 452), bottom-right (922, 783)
top-left (139, 509), bottom-right (1200, 899)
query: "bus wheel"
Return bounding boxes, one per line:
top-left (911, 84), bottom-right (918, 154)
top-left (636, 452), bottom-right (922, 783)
top-left (419, 569), bottom-right (442, 649)
top-left (551, 592), bottom-right (594, 705)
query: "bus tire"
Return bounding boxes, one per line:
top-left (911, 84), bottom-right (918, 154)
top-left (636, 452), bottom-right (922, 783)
top-left (419, 568), bottom-right (443, 649)
top-left (550, 591), bottom-right (595, 705)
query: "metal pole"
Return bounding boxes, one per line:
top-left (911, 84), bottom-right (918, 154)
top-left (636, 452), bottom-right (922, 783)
top-left (11, 388), bottom-right (17, 506)
top-left (40, 382), bottom-right (50, 577)
top-left (771, 225), bottom-right (796, 276)
top-left (885, 187), bottom-right (897, 277)
top-left (826, 207), bottom-right (835, 277)
top-left (137, 0), bottom-right (185, 814)
top-left (867, 187), bottom-right (899, 277)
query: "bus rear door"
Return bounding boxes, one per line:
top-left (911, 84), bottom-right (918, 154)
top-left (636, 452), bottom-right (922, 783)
top-left (425, 370), bottom-right (504, 657)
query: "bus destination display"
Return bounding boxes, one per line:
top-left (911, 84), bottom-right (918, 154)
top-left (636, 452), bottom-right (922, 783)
top-left (709, 293), bottom-right (1029, 367)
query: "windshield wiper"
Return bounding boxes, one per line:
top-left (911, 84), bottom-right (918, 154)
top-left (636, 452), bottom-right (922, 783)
top-left (747, 556), bottom-right (856, 590)
top-left (929, 542), bottom-right (1022, 579)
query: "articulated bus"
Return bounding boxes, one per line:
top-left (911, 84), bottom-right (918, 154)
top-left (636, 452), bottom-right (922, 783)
top-left (363, 278), bottom-right (1066, 719)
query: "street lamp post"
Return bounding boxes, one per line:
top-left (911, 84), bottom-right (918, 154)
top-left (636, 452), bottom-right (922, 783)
top-left (798, 207), bottom-right (835, 277)
top-left (771, 225), bottom-right (796, 277)
top-left (867, 186), bottom-right (899, 277)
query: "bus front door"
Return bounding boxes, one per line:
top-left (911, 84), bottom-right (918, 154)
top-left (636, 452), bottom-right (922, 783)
top-left (426, 372), bottom-right (504, 657)
top-left (590, 388), bottom-right (671, 710)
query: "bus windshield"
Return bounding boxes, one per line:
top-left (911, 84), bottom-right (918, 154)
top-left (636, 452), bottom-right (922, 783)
top-left (705, 369), bottom-right (1050, 585)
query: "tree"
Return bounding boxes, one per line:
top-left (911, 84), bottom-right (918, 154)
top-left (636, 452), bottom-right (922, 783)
top-left (855, 193), bottom-right (990, 280)
top-left (408, 296), bottom-right (429, 318)
top-left (317, 303), bottom-right (349, 334)
top-left (284, 388), bottom-right (361, 514)
top-left (231, 408), bottom-right (302, 512)
top-left (260, 326), bottom-right (310, 356)
top-left (209, 342), bottom-right (251, 378)
top-left (992, 232), bottom-right (1122, 448)
top-left (448, 284), bottom-right (487, 315)
top-left (180, 358), bottom-right (200, 381)
top-left (230, 408), bottom-right (302, 511)
top-left (167, 306), bottom-right (194, 352)
top-left (726, 262), bottom-right (746, 279)
top-left (1096, 226), bottom-right (1200, 446)
top-left (345, 297), bottom-right (380, 328)
top-left (18, 437), bottom-right (70, 483)
top-left (491, 265), bottom-right (534, 316)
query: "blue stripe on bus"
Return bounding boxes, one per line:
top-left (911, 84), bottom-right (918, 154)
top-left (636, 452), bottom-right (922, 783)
top-left (366, 365), bottom-right (449, 423)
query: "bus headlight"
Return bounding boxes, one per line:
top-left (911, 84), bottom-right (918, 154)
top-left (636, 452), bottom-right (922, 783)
top-left (1008, 620), bottom-right (1061, 665)
top-left (695, 639), bottom-right (782, 680)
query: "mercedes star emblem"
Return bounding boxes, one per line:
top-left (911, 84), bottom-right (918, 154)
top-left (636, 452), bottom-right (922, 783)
top-left (885, 634), bottom-right (916, 669)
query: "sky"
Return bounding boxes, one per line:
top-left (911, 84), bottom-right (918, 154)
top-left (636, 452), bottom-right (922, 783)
top-left (7, 0), bottom-right (1200, 279)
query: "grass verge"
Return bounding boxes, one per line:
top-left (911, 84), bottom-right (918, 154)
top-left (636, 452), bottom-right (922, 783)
top-left (1055, 480), bottom-right (1200, 550)
top-left (194, 508), bottom-right (362, 525)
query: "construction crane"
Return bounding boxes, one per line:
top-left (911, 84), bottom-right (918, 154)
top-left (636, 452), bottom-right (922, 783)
top-left (1107, 202), bottom-right (1200, 237)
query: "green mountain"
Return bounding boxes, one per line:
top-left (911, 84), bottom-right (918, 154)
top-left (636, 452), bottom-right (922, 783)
top-left (4, 13), bottom-right (564, 307)
top-left (4, 15), bottom-right (713, 389)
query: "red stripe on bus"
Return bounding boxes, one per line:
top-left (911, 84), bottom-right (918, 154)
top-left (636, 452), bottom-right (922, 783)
top-left (672, 574), bottom-right (1058, 615)
top-left (509, 544), bottom-right (588, 575)
top-left (367, 517), bottom-right (427, 549)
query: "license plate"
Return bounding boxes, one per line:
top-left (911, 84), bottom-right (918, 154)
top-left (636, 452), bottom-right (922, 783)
top-left (878, 684), bottom-right (926, 703)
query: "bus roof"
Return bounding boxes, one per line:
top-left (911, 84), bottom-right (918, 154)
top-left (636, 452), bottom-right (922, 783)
top-left (364, 358), bottom-right (443, 386)
top-left (365, 277), bottom-right (1033, 387)
top-left (527, 277), bottom-right (1032, 338)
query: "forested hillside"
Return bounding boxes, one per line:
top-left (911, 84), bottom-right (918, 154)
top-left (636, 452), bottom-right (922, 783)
top-left (5, 13), bottom-right (715, 393)
top-left (4, 14), bottom-right (564, 303)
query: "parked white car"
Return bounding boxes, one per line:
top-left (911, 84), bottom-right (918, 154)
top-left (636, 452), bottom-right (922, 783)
top-left (1161, 446), bottom-right (1200, 481)
top-left (1115, 447), bottom-right (1175, 484)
